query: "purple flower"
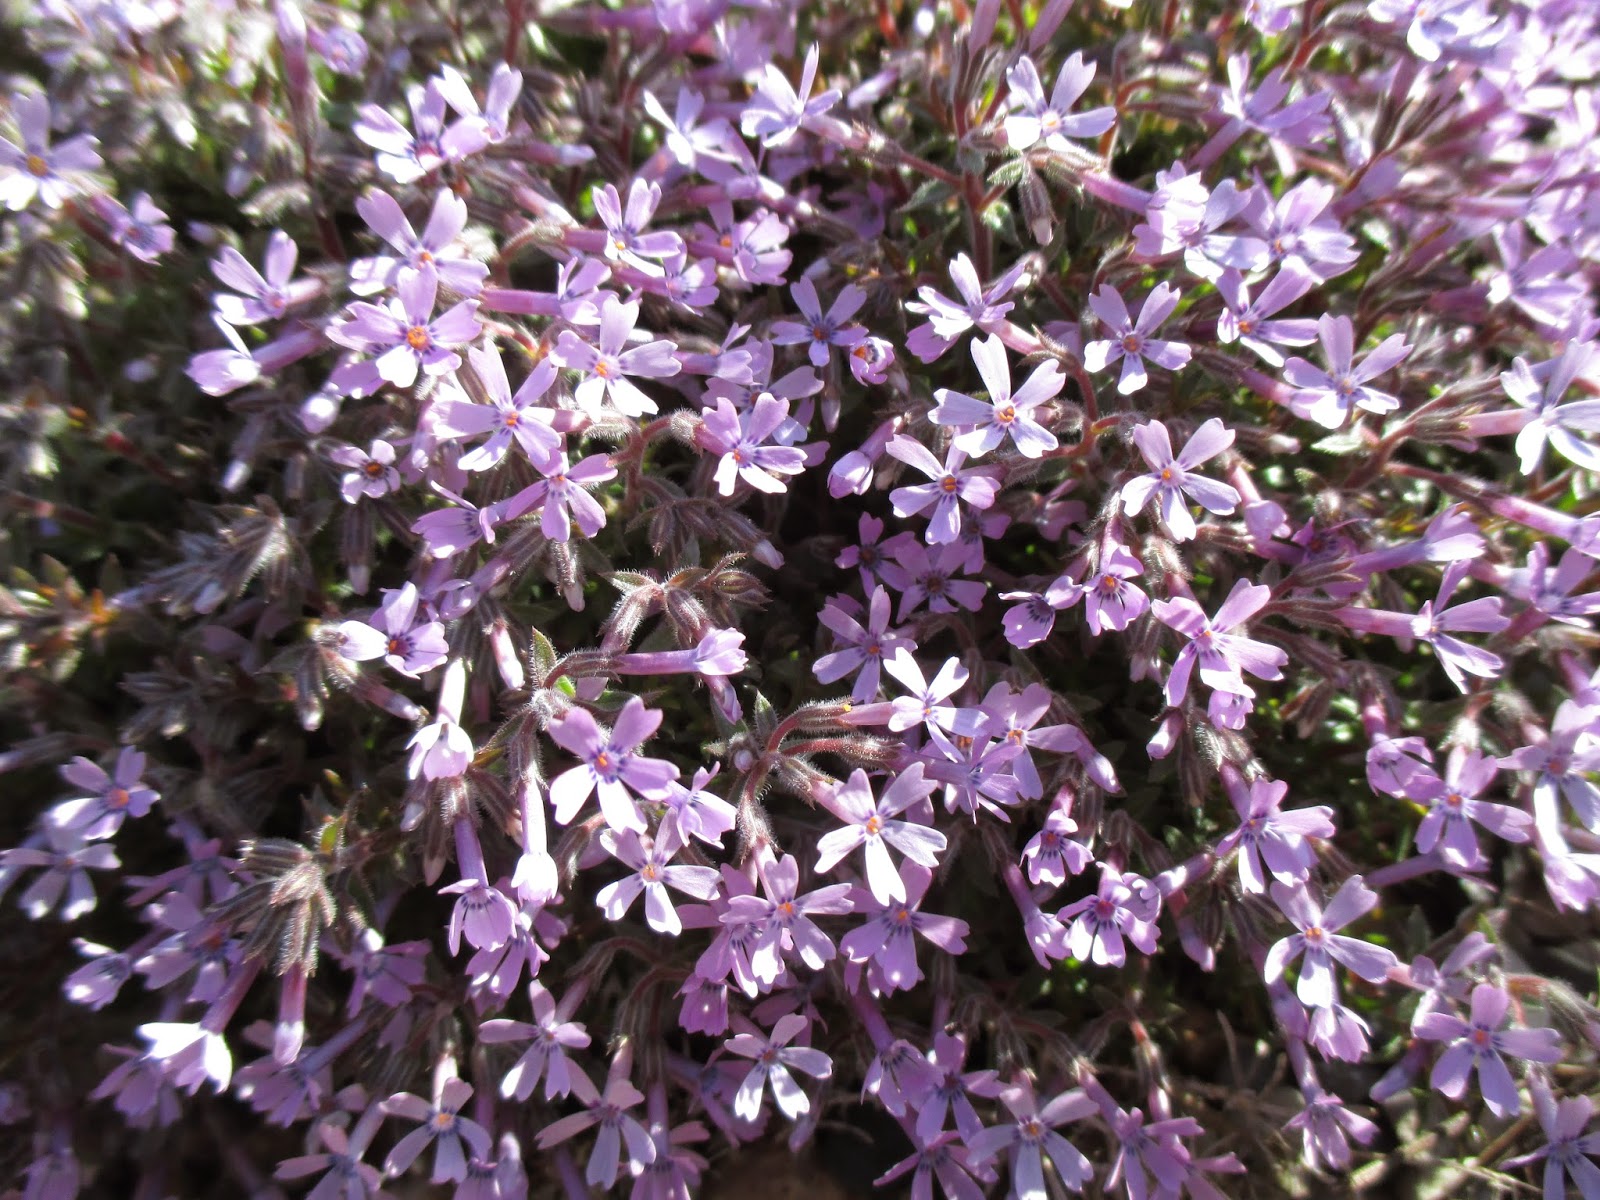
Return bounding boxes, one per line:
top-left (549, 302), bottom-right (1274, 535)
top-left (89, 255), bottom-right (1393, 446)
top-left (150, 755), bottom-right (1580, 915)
top-left (967, 1081), bottom-right (1096, 1197)
top-left (50, 747), bottom-right (157, 840)
top-left (643, 87), bottom-right (738, 170)
top-left (594, 179), bottom-right (683, 276)
top-left (977, 680), bottom-right (1120, 797)
top-left (915, 1032), bottom-right (1003, 1144)
top-left (275, 1111), bottom-right (386, 1198)
top-left (1508, 543), bottom-right (1600, 628)
top-left (815, 763), bottom-right (945, 904)
top-left (535, 1066), bottom-right (655, 1189)
top-left (886, 436), bottom-right (1000, 546)
top-left (1133, 169), bottom-right (1267, 279)
top-left (211, 231), bottom-right (309, 326)
top-left (724, 1014), bottom-right (833, 1120)
top-left (1058, 867), bottom-right (1160, 967)
top-left (1410, 560), bottom-right (1510, 691)
top-left (723, 853), bottom-right (852, 984)
top-left (1003, 53), bottom-right (1116, 152)
top-left (432, 346), bottom-right (562, 473)
top-left (1415, 983), bottom-right (1563, 1117)
top-left (1284, 1088), bottom-right (1378, 1172)
top-left (94, 191), bottom-right (174, 263)
top-left (478, 983), bottom-right (591, 1101)
top-left (836, 512), bottom-right (915, 592)
top-left (814, 588), bottom-right (913, 702)
top-left (1047, 541), bottom-right (1150, 635)
top-left (521, 452), bottom-right (617, 542)
top-left (661, 765), bottom-right (737, 848)
top-left (1120, 418), bottom-right (1240, 542)
top-left (740, 44), bottom-right (839, 147)
top-left (382, 1078), bottom-right (491, 1185)
top-left (329, 270), bottom-right (482, 390)
top-left (1264, 876), bottom-right (1398, 1009)
top-left (697, 395), bottom-right (808, 495)
top-left (408, 660), bottom-right (474, 781)
top-left (1501, 698), bottom-right (1600, 834)
top-left (1216, 267), bottom-right (1319, 367)
top-left (2, 824), bottom-right (118, 920)
top-left (905, 253), bottom-right (1027, 362)
top-left (597, 825), bottom-right (721, 936)
top-left (770, 277), bottom-right (867, 368)
top-left (329, 439), bottom-right (401, 503)
top-left (884, 650), bottom-right (977, 744)
top-left (876, 1135), bottom-right (987, 1200)
top-left (1021, 808), bottom-right (1094, 887)
top-left (841, 861), bottom-right (970, 992)
top-left (1281, 314), bottom-right (1410, 428)
top-left (1213, 775), bottom-right (1335, 893)
top-left (547, 697), bottom-right (679, 833)
top-left (894, 543), bottom-right (987, 619)
top-left (335, 583), bottom-right (449, 677)
top-left (1409, 748), bottom-right (1532, 869)
top-left (1215, 53), bottom-right (1330, 143)
top-left (1503, 1080), bottom-right (1600, 1200)
top-left (1153, 579), bottom-right (1287, 707)
top-left (931, 333), bottom-right (1061, 457)
top-left (551, 293), bottom-right (682, 417)
top-left (0, 92), bottom-right (101, 211)
top-left (351, 188), bottom-right (487, 297)
top-left (1502, 340), bottom-right (1600, 475)
top-left (1084, 283), bottom-right (1193, 395)
top-left (353, 78), bottom-right (489, 184)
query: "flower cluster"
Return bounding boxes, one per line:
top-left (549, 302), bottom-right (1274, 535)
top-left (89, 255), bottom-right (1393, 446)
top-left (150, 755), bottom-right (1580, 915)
top-left (2, 1), bottom-right (1600, 1198)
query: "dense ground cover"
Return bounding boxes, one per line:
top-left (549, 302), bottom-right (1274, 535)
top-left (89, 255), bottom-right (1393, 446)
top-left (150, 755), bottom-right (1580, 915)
top-left (2, 0), bottom-right (1599, 1196)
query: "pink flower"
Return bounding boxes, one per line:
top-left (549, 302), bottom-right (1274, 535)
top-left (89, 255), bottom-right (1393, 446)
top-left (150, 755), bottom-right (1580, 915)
top-left (595, 825), bottom-right (721, 936)
top-left (1264, 876), bottom-right (1398, 1009)
top-left (1121, 418), bottom-right (1241, 542)
top-left (551, 294), bottom-right (681, 417)
top-left (1415, 982), bottom-right (1562, 1117)
top-left (723, 1014), bottom-right (833, 1120)
top-left (815, 763), bottom-right (945, 904)
top-left (51, 747), bottom-right (157, 840)
top-left (547, 697), bottom-right (679, 833)
top-left (931, 333), bottom-right (1061, 457)
top-left (478, 982), bottom-right (592, 1102)
top-left (1153, 579), bottom-right (1287, 708)
top-left (1084, 284), bottom-right (1192, 395)
top-left (1003, 53), bottom-right (1116, 151)
top-left (840, 861), bottom-right (970, 991)
top-left (770, 277), bottom-right (867, 368)
top-left (886, 436), bottom-right (1000, 546)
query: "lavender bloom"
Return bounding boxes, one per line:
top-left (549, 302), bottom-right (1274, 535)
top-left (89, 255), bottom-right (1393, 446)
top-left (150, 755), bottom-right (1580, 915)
top-left (211, 231), bottom-right (309, 326)
top-left (841, 862), bottom-right (970, 991)
top-left (1215, 54), bottom-right (1330, 145)
top-left (1508, 544), bottom-right (1600, 628)
top-left (814, 588), bottom-right (913, 702)
top-left (551, 293), bottom-right (682, 417)
top-left (876, 1135), bottom-right (987, 1200)
top-left (534, 1067), bottom-right (655, 1189)
top-left (1154, 579), bottom-right (1287, 708)
top-left (335, 583), bottom-right (449, 677)
top-left (1213, 776), bottom-right (1335, 893)
top-left (697, 395), bottom-right (808, 495)
top-left (1120, 418), bottom-right (1240, 542)
top-left (723, 853), bottom-right (852, 983)
top-left (1133, 170), bottom-right (1268, 279)
top-left (547, 696), bottom-right (679, 833)
top-left (967, 1081), bottom-right (1096, 1197)
top-left (915, 1032), bottom-right (1003, 1144)
top-left (353, 78), bottom-right (489, 184)
top-left (643, 87), bottom-right (738, 170)
top-left (884, 649), bottom-right (975, 744)
top-left (1003, 53), bottom-right (1116, 152)
top-left (1264, 876), bottom-right (1398, 1008)
top-left (815, 763), bottom-right (945, 904)
top-left (329, 270), bottom-right (482, 390)
top-left (350, 189), bottom-right (488, 297)
top-left (1415, 983), bottom-right (1562, 1117)
top-left (2, 824), bottom-right (118, 920)
top-left (432, 346), bottom-right (562, 473)
top-left (1368, 0), bottom-right (1502, 61)
top-left (886, 436), bottom-right (999, 546)
top-left (905, 254), bottom-right (1027, 362)
top-left (1501, 698), bottom-right (1600, 833)
top-left (1047, 542), bottom-right (1150, 635)
top-left (596, 825), bottom-right (720, 936)
top-left (894, 542), bottom-right (987, 618)
top-left (410, 483), bottom-right (508, 560)
top-left (50, 747), bottom-right (157, 840)
top-left (724, 1014), bottom-right (833, 1120)
top-left (435, 62), bottom-right (522, 143)
top-left (1409, 748), bottom-right (1532, 869)
top-left (1281, 314), bottom-right (1410, 428)
top-left (1084, 283), bottom-right (1193, 394)
top-left (999, 590), bottom-right (1060, 649)
top-left (1216, 267), bottom-right (1319, 367)
top-left (478, 983), bottom-right (591, 1101)
top-left (740, 44), bottom-right (839, 147)
top-left (836, 513), bottom-right (914, 592)
top-left (770, 277), bottom-right (867, 368)
top-left (661, 765), bottom-right (738, 848)
top-left (94, 191), bottom-right (174, 262)
top-left (1285, 1088), bottom-right (1378, 1172)
top-left (1412, 559), bottom-right (1510, 691)
top-left (522, 452), bottom-right (617, 542)
top-left (1502, 340), bottom-right (1600, 475)
top-left (329, 439), bottom-right (401, 503)
top-left (594, 179), bottom-right (682, 276)
top-left (91, 1048), bottom-right (179, 1129)
top-left (1244, 178), bottom-right (1360, 280)
top-left (978, 681), bottom-right (1120, 797)
top-left (0, 92), bottom-right (101, 211)
top-left (1022, 809), bottom-right (1094, 887)
top-left (864, 1039), bottom-right (941, 1119)
top-left (931, 333), bottom-right (1061, 457)
top-left (1502, 1080), bottom-right (1600, 1200)
top-left (407, 660), bottom-right (473, 781)
top-left (1058, 867), bottom-right (1160, 967)
top-left (275, 1115), bottom-right (385, 1200)
top-left (383, 1078), bottom-right (493, 1184)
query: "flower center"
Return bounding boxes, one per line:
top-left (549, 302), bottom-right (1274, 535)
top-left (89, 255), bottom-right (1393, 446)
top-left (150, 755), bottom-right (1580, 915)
top-left (364, 460), bottom-right (386, 477)
top-left (405, 325), bottom-right (431, 351)
top-left (1121, 333), bottom-right (1143, 354)
top-left (107, 787), bottom-right (131, 809)
top-left (1445, 792), bottom-right (1464, 810)
top-left (593, 751), bottom-right (613, 773)
top-left (939, 474), bottom-right (959, 493)
top-left (594, 360), bottom-right (613, 379)
top-left (811, 325), bottom-right (828, 343)
top-left (864, 815), bottom-right (883, 836)
top-left (25, 154), bottom-right (48, 177)
top-left (641, 863), bottom-right (660, 882)
top-left (1304, 925), bottom-right (1325, 944)
top-left (1099, 574), bottom-right (1120, 592)
top-left (996, 405), bottom-right (1017, 424)
top-left (1159, 467), bottom-right (1174, 482)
